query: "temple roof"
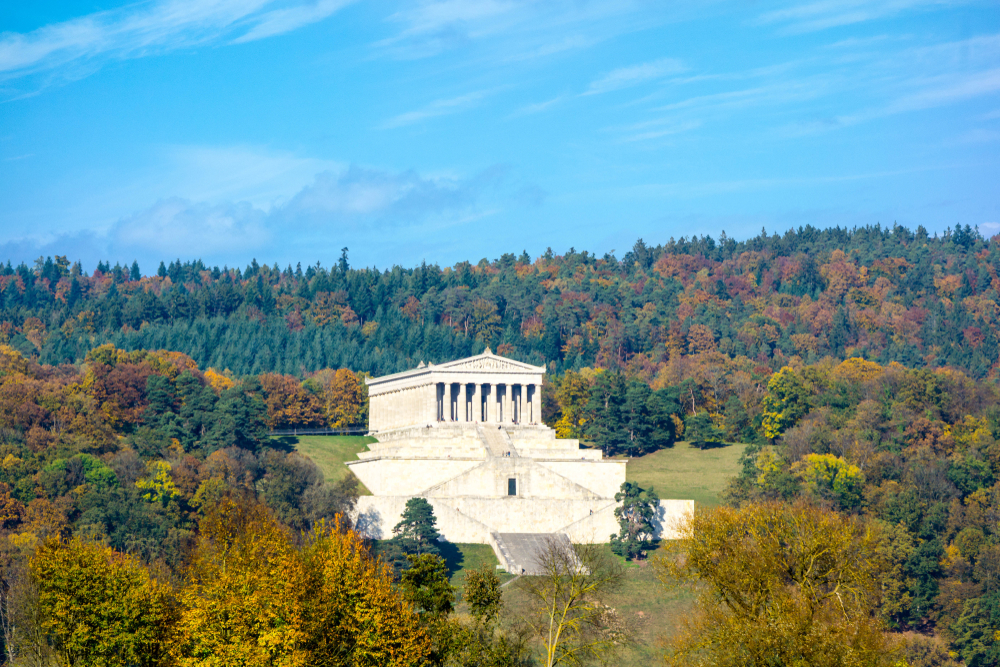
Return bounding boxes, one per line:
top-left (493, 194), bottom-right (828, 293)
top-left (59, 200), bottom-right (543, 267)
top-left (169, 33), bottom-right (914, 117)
top-left (366, 349), bottom-right (545, 386)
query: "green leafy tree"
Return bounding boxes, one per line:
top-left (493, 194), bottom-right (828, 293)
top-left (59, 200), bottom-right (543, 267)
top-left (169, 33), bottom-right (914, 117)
top-left (399, 554), bottom-right (455, 666)
top-left (685, 412), bottom-right (722, 449)
top-left (464, 563), bottom-right (503, 626)
top-left (400, 554), bottom-right (455, 619)
top-left (610, 482), bottom-right (660, 560)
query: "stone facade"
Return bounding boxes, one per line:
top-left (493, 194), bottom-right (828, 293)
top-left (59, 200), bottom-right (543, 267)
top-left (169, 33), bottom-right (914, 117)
top-left (348, 350), bottom-right (693, 548)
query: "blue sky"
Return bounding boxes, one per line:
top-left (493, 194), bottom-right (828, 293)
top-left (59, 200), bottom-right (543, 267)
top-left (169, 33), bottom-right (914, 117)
top-left (1, 0), bottom-right (998, 272)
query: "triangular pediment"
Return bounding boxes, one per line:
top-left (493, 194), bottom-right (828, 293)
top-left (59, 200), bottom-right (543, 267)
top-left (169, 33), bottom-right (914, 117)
top-left (437, 351), bottom-right (544, 373)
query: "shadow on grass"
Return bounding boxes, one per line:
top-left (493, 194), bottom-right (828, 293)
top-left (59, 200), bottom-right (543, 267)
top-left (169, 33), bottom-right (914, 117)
top-left (268, 435), bottom-right (299, 452)
top-left (690, 440), bottom-right (732, 450)
top-left (440, 541), bottom-right (464, 576)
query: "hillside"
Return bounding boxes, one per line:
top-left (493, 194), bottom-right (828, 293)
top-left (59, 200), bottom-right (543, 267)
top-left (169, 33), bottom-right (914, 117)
top-left (2, 225), bottom-right (997, 380)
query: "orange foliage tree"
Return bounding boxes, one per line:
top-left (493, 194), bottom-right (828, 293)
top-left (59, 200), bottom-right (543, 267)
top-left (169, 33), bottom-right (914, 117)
top-left (259, 373), bottom-right (326, 429)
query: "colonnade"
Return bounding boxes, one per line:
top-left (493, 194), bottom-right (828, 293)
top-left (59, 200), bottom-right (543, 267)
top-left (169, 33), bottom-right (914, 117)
top-left (436, 382), bottom-right (540, 425)
top-left (369, 381), bottom-right (542, 431)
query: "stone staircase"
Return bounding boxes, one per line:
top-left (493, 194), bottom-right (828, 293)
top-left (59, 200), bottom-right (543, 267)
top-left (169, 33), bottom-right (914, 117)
top-left (490, 532), bottom-right (574, 575)
top-left (477, 424), bottom-right (517, 458)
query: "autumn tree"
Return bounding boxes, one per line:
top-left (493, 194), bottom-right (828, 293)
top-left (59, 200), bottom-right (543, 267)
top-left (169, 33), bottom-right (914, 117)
top-left (259, 373), bottom-right (326, 429)
top-left (31, 537), bottom-right (176, 667)
top-left (311, 368), bottom-right (368, 428)
top-left (761, 366), bottom-right (811, 440)
top-left (174, 498), bottom-right (308, 666)
top-left (469, 299), bottom-right (502, 343)
top-left (297, 517), bottom-right (431, 667)
top-left (656, 501), bottom-right (901, 667)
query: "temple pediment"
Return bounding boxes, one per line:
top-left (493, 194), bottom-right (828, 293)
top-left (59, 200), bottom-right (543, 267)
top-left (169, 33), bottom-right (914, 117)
top-left (436, 349), bottom-right (544, 373)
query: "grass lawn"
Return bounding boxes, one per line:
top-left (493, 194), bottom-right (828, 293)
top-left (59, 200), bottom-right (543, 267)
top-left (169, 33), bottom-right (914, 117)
top-left (275, 435), bottom-right (376, 495)
top-left (626, 440), bottom-right (748, 507)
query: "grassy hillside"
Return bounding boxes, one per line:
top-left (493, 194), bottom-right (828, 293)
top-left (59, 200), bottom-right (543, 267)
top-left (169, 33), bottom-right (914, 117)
top-left (283, 435), bottom-right (376, 495)
top-left (626, 441), bottom-right (747, 507)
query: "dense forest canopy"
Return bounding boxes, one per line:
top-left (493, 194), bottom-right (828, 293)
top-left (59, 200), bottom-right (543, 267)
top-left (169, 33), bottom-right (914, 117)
top-left (1, 223), bottom-right (997, 379)
top-left (3, 223), bottom-right (1000, 664)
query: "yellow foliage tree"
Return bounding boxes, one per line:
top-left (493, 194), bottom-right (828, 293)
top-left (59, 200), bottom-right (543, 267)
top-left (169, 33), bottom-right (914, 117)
top-left (175, 500), bottom-right (429, 667)
top-left (656, 502), bottom-right (901, 667)
top-left (313, 368), bottom-right (368, 428)
top-left (31, 537), bottom-right (176, 667)
top-left (791, 453), bottom-right (864, 510)
top-left (833, 357), bottom-right (883, 385)
top-left (204, 368), bottom-right (235, 393)
top-left (298, 517), bottom-right (431, 666)
top-left (553, 370), bottom-right (593, 439)
top-left (135, 460), bottom-right (181, 505)
top-left (174, 499), bottom-right (308, 667)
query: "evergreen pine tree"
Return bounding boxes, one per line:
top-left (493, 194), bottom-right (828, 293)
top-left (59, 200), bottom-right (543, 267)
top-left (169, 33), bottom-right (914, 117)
top-left (610, 482), bottom-right (659, 560)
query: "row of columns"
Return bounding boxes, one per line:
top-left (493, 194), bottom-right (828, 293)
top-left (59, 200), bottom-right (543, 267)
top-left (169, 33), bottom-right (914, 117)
top-left (437, 382), bottom-right (540, 425)
top-left (370, 381), bottom-right (542, 431)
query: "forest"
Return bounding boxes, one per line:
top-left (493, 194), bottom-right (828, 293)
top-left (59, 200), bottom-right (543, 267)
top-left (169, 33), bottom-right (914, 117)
top-left (0, 224), bottom-right (996, 380)
top-left (1, 222), bottom-right (999, 664)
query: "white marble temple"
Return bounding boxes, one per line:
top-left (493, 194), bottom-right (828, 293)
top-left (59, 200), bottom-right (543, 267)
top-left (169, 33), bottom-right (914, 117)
top-left (348, 350), bottom-right (693, 545)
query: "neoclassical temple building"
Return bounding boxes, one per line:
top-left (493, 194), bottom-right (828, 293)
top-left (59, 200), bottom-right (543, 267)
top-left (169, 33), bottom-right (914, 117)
top-left (348, 350), bottom-right (692, 571)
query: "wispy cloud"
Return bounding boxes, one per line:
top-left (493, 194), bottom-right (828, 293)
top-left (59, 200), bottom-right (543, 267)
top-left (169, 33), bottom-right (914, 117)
top-left (783, 66), bottom-right (1000, 134)
top-left (618, 120), bottom-right (702, 143)
top-left (0, 0), bottom-right (353, 81)
top-left (756, 0), bottom-right (965, 34)
top-left (381, 89), bottom-right (496, 128)
top-left (375, 0), bottom-right (645, 60)
top-left (584, 58), bottom-right (685, 95)
top-left (509, 95), bottom-right (565, 117)
top-left (233, 0), bottom-right (355, 43)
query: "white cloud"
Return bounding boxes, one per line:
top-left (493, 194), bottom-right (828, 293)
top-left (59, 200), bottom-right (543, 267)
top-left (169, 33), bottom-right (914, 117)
top-left (584, 58), bottom-right (685, 95)
top-left (110, 197), bottom-right (270, 256)
top-left (0, 0), bottom-right (353, 80)
top-left (381, 89), bottom-right (496, 128)
top-left (509, 95), bottom-right (565, 117)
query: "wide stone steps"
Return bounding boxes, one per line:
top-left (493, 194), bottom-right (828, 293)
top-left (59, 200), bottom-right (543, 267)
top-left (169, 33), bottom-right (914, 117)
top-left (477, 424), bottom-right (517, 458)
top-left (491, 532), bottom-right (574, 575)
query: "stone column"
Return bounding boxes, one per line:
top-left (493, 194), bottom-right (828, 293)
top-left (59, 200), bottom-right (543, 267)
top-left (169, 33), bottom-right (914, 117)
top-left (531, 384), bottom-right (540, 424)
top-left (499, 384), bottom-right (508, 423)
top-left (468, 383), bottom-right (477, 421)
top-left (425, 383), bottom-right (434, 425)
top-left (459, 383), bottom-right (468, 421)
top-left (485, 384), bottom-right (493, 422)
